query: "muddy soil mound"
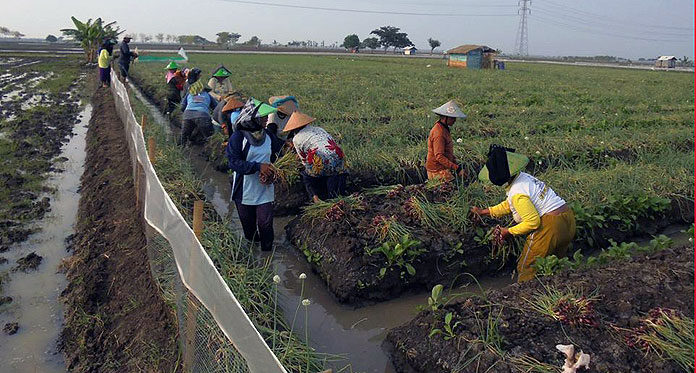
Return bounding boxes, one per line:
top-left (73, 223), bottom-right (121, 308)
top-left (60, 87), bottom-right (179, 372)
top-left (287, 184), bottom-right (498, 304)
top-left (385, 246), bottom-right (694, 372)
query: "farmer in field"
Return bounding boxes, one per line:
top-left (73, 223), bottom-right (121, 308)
top-left (164, 62), bottom-right (186, 115)
top-left (179, 68), bottom-right (218, 146)
top-left (207, 65), bottom-right (235, 101)
top-left (470, 145), bottom-right (576, 283)
top-left (283, 111), bottom-right (347, 203)
top-left (426, 100), bottom-right (467, 182)
top-left (117, 36), bottom-right (138, 82)
top-left (97, 39), bottom-right (115, 88)
top-left (214, 95), bottom-right (245, 136)
top-left (267, 96), bottom-right (299, 139)
top-left (226, 99), bottom-right (282, 251)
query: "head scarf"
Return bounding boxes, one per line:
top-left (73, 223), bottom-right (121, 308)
top-left (485, 144), bottom-right (515, 186)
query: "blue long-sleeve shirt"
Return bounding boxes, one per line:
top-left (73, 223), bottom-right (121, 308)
top-left (181, 91), bottom-right (218, 119)
top-left (118, 42), bottom-right (135, 65)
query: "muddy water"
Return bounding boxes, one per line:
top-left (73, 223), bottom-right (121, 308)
top-left (0, 105), bottom-right (90, 372)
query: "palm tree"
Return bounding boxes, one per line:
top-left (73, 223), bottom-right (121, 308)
top-left (61, 17), bottom-right (123, 64)
top-left (679, 56), bottom-right (692, 67)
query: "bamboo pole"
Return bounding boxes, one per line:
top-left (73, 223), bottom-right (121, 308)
top-left (141, 114), bottom-right (146, 131)
top-left (147, 137), bottom-right (156, 163)
top-left (193, 200), bottom-right (204, 239)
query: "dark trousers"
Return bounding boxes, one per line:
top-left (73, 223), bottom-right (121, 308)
top-left (118, 62), bottom-right (130, 79)
top-left (180, 117), bottom-right (213, 145)
top-left (301, 171), bottom-right (347, 200)
top-left (235, 201), bottom-right (274, 251)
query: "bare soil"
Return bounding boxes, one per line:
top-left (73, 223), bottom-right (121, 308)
top-left (60, 87), bottom-right (179, 372)
top-left (385, 245), bottom-right (694, 372)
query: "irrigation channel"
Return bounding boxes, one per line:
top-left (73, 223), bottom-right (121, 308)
top-left (0, 103), bottom-right (90, 371)
top-left (130, 84), bottom-right (693, 372)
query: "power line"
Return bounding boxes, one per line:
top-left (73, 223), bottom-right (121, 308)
top-left (532, 14), bottom-right (689, 42)
top-left (534, 7), bottom-right (692, 37)
top-left (217, 0), bottom-right (519, 16)
top-left (539, 0), bottom-right (693, 31)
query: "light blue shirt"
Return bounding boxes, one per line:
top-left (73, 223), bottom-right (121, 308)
top-left (240, 135), bottom-right (274, 206)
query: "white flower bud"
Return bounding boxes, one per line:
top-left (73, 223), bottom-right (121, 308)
top-left (273, 275), bottom-right (281, 284)
top-left (456, 138), bottom-right (463, 143)
top-left (302, 299), bottom-right (311, 306)
top-left (524, 136), bottom-right (529, 140)
top-left (299, 273), bottom-right (307, 280)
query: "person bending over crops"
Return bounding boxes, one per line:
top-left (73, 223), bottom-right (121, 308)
top-left (179, 68), bottom-right (218, 146)
top-left (207, 65), bottom-right (235, 101)
top-left (267, 96), bottom-right (299, 139)
top-left (470, 145), bottom-right (576, 282)
top-left (226, 99), bottom-right (282, 251)
top-left (117, 36), bottom-right (138, 82)
top-left (214, 96), bottom-right (245, 137)
top-left (426, 100), bottom-right (468, 182)
top-left (164, 62), bottom-right (186, 115)
top-left (283, 111), bottom-right (347, 203)
top-left (97, 39), bottom-right (116, 88)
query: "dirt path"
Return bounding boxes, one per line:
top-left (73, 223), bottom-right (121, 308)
top-left (60, 87), bottom-right (179, 372)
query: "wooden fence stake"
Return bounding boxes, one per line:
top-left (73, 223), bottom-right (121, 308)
top-left (141, 114), bottom-right (146, 131)
top-left (147, 137), bottom-right (156, 163)
top-left (183, 200), bottom-right (205, 372)
top-left (193, 200), bottom-right (204, 239)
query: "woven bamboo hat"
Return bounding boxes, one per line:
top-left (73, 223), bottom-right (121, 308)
top-left (213, 65), bottom-right (232, 78)
top-left (283, 111), bottom-right (315, 132)
top-left (222, 97), bottom-right (244, 113)
top-left (252, 98), bottom-right (277, 117)
top-left (478, 151), bottom-right (529, 184)
top-left (165, 61), bottom-right (178, 70)
top-left (432, 100), bottom-right (467, 119)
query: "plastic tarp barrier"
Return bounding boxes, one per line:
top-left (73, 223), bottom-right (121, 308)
top-left (109, 70), bottom-right (286, 373)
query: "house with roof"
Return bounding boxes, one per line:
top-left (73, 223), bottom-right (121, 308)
top-left (403, 46), bottom-right (417, 55)
top-left (655, 56), bottom-right (677, 68)
top-left (446, 45), bottom-right (498, 69)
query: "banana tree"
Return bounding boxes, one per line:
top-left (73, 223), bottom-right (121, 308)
top-left (61, 17), bottom-right (123, 64)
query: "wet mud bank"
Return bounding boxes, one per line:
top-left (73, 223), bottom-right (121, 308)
top-left (286, 179), bottom-right (692, 306)
top-left (60, 88), bottom-right (179, 371)
top-left (385, 245), bottom-right (694, 373)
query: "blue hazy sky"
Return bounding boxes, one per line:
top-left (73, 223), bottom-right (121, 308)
top-left (4, 0), bottom-right (693, 58)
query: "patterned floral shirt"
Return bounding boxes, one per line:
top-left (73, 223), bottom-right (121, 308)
top-left (292, 125), bottom-right (346, 177)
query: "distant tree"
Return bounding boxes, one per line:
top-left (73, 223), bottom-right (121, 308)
top-left (155, 33), bottom-right (164, 43)
top-left (167, 34), bottom-right (176, 43)
top-left (11, 31), bottom-right (25, 39)
top-left (139, 33), bottom-right (152, 43)
top-left (427, 38), bottom-right (440, 54)
top-left (0, 27), bottom-right (10, 36)
top-left (243, 36), bottom-right (261, 47)
top-left (679, 56), bottom-right (692, 67)
top-left (392, 32), bottom-right (413, 53)
top-left (216, 32), bottom-right (241, 46)
top-left (178, 35), bottom-right (211, 45)
top-left (342, 34), bottom-right (361, 51)
top-left (61, 17), bottom-right (123, 63)
top-left (45, 34), bottom-right (58, 43)
top-left (370, 26), bottom-right (410, 53)
top-left (370, 26), bottom-right (401, 52)
top-left (361, 37), bottom-right (379, 51)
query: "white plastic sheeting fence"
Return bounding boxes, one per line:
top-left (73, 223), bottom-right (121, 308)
top-left (109, 70), bottom-right (287, 373)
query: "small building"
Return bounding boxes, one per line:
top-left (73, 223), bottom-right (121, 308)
top-left (403, 46), bottom-right (417, 55)
top-left (446, 45), bottom-right (497, 69)
top-left (655, 56), bottom-right (677, 68)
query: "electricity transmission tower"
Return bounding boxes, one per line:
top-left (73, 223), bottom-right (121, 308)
top-left (515, 0), bottom-right (531, 56)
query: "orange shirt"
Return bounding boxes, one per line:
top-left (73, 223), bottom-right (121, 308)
top-left (426, 121), bottom-right (458, 172)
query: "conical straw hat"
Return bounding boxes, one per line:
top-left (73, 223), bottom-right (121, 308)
top-left (222, 98), bottom-right (244, 112)
top-left (283, 111), bottom-right (315, 132)
top-left (432, 100), bottom-right (467, 118)
top-left (269, 95), bottom-right (299, 115)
